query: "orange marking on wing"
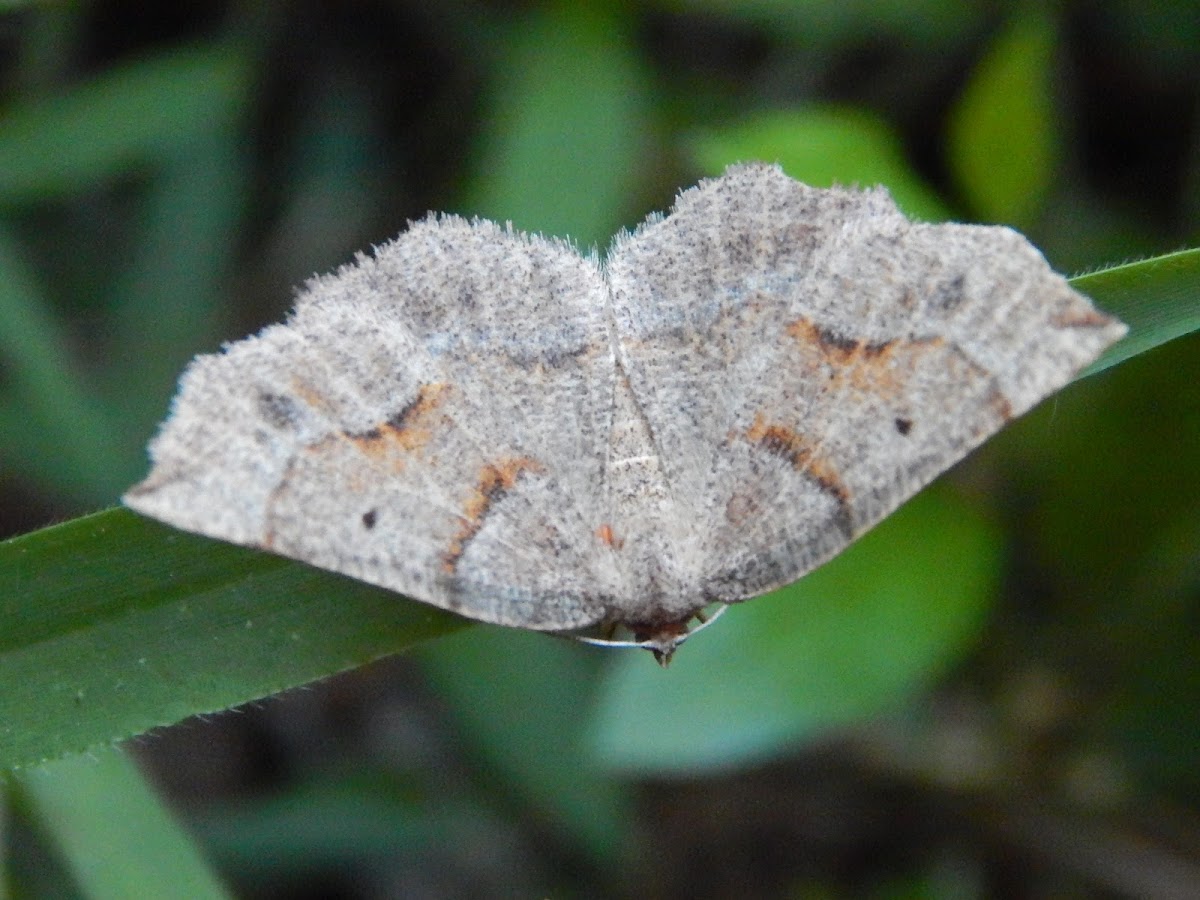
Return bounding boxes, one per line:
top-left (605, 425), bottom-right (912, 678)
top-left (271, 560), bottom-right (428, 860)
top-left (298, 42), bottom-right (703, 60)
top-left (786, 317), bottom-right (893, 365)
top-left (595, 523), bottom-right (624, 550)
top-left (346, 382), bottom-right (451, 463)
top-left (786, 315), bottom-right (947, 398)
top-left (1051, 306), bottom-right (1117, 329)
top-left (745, 413), bottom-right (851, 506)
top-left (991, 392), bottom-right (1014, 423)
top-left (290, 379), bottom-right (335, 414)
top-left (443, 457), bottom-right (543, 572)
top-left (788, 315), bottom-right (1018, 425)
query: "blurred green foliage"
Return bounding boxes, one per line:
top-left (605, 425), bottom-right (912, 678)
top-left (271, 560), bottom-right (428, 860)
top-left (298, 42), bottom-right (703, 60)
top-left (10, 747), bottom-right (229, 899)
top-left (947, 6), bottom-right (1059, 227)
top-left (1, 1), bottom-right (1198, 897)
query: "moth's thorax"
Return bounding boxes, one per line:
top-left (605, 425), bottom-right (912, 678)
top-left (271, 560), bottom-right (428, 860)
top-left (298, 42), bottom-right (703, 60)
top-left (597, 360), bottom-right (706, 620)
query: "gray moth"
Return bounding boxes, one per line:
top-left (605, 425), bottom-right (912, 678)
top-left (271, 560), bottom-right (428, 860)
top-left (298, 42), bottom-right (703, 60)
top-left (125, 163), bottom-right (1126, 663)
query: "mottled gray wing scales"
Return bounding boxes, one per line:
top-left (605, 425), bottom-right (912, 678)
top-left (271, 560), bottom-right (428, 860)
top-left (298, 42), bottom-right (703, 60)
top-left (604, 163), bottom-right (1126, 605)
top-left (127, 164), bottom-right (1126, 638)
top-left (127, 216), bottom-right (619, 631)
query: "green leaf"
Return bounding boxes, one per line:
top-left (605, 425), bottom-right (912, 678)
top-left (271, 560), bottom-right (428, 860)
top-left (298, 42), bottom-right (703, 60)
top-left (464, 1), bottom-right (650, 247)
top-left (590, 486), bottom-right (1001, 774)
top-left (0, 509), bottom-right (464, 772)
top-left (0, 44), bottom-right (249, 201)
top-left (188, 775), bottom-right (513, 880)
top-left (12, 746), bottom-right (231, 899)
top-left (947, 8), bottom-right (1059, 226)
top-left (1070, 248), bottom-right (1200, 376)
top-left (688, 107), bottom-right (951, 221)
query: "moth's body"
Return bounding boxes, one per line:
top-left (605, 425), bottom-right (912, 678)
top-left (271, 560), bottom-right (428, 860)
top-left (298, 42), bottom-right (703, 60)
top-left (125, 164), bottom-right (1125, 661)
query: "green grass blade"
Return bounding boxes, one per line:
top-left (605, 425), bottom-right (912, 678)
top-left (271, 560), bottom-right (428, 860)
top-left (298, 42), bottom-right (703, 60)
top-left (104, 130), bottom-right (248, 487)
top-left (0, 508), bottom-right (464, 772)
top-left (1070, 248), bottom-right (1200, 376)
top-left (0, 44), bottom-right (249, 201)
top-left (13, 747), bottom-right (231, 900)
top-left (0, 225), bottom-right (123, 503)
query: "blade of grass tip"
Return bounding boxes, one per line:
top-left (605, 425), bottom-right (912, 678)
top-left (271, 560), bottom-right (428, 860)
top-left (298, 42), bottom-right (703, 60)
top-left (13, 746), bottom-right (232, 900)
top-left (0, 508), bottom-right (466, 772)
top-left (1070, 247), bottom-right (1200, 377)
top-left (0, 225), bottom-right (123, 503)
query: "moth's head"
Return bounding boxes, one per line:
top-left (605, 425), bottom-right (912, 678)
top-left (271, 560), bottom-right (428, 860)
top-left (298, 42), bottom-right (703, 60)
top-left (634, 620), bottom-right (692, 667)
